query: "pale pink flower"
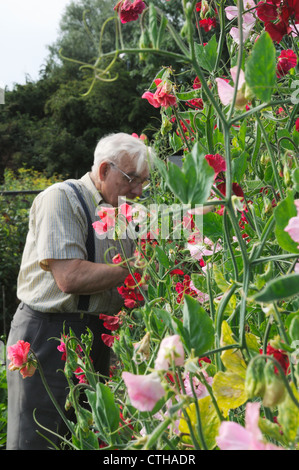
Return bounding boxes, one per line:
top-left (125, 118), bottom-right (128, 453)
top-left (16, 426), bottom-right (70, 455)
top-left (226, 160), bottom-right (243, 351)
top-left (216, 402), bottom-right (284, 450)
top-left (216, 66), bottom-right (248, 109)
top-left (189, 280), bottom-right (210, 303)
top-left (122, 371), bottom-right (165, 411)
top-left (284, 200), bottom-right (299, 247)
top-left (184, 371), bottom-right (213, 399)
top-left (155, 335), bottom-right (185, 370)
top-left (225, 0), bottom-right (256, 44)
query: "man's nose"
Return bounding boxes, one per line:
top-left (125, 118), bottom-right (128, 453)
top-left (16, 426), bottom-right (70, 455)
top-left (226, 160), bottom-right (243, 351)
top-left (131, 182), bottom-right (143, 197)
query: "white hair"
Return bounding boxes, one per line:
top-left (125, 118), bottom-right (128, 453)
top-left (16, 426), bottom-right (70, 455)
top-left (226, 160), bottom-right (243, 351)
top-left (91, 132), bottom-right (155, 178)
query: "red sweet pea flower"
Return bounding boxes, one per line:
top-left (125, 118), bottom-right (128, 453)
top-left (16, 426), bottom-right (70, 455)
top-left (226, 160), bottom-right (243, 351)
top-left (205, 154), bottom-right (227, 179)
top-left (217, 181), bottom-right (244, 198)
top-left (256, 1), bottom-right (279, 22)
top-left (295, 118), bottom-right (299, 132)
top-left (276, 49), bottom-right (297, 77)
top-left (99, 314), bottom-right (121, 331)
top-left (260, 344), bottom-right (290, 375)
top-left (193, 76), bottom-right (202, 89)
top-left (117, 272), bottom-right (145, 308)
top-left (186, 98), bottom-right (204, 109)
top-left (114, 0), bottom-right (146, 24)
top-left (256, 0), bottom-right (298, 42)
top-left (101, 333), bottom-right (119, 347)
top-left (198, 17), bottom-right (217, 32)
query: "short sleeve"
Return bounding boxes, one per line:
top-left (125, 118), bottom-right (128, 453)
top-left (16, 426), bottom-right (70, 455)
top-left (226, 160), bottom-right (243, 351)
top-left (32, 185), bottom-right (88, 271)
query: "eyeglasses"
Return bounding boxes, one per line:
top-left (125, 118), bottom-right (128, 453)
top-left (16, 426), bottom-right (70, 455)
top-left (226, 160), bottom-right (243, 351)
top-left (109, 162), bottom-right (150, 189)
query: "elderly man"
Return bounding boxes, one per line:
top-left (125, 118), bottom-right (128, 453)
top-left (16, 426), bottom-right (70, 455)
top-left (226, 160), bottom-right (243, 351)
top-left (6, 132), bottom-right (153, 450)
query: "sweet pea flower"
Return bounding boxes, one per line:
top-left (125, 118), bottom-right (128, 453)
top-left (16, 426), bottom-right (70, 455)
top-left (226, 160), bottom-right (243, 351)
top-left (284, 200), bottom-right (299, 247)
top-left (114, 0), bottom-right (146, 24)
top-left (276, 49), bottom-right (297, 77)
top-left (122, 371), bottom-right (165, 411)
top-left (216, 66), bottom-right (250, 109)
top-left (225, 0), bottom-right (256, 44)
top-left (142, 79), bottom-right (176, 109)
top-left (216, 402), bottom-right (284, 450)
top-left (184, 371), bottom-right (213, 399)
top-left (7, 340), bottom-right (37, 378)
top-left (296, 118), bottom-right (299, 133)
top-left (155, 335), bottom-right (185, 370)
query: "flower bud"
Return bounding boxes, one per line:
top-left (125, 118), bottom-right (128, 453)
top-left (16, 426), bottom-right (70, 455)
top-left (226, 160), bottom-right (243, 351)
top-left (263, 362), bottom-right (286, 408)
top-left (245, 357), bottom-right (266, 399)
top-left (264, 196), bottom-right (273, 214)
top-left (283, 165), bottom-right (291, 186)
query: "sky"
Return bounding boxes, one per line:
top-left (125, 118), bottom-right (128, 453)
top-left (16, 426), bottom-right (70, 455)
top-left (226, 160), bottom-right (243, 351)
top-left (0, 0), bottom-right (72, 90)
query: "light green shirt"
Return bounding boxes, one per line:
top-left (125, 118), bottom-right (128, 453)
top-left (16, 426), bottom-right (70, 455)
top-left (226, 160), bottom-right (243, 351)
top-left (17, 173), bottom-right (134, 314)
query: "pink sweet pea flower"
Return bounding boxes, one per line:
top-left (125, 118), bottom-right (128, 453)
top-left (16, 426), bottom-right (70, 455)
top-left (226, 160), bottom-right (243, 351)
top-left (184, 371), bottom-right (213, 399)
top-left (216, 402), bottom-right (284, 450)
top-left (7, 340), bottom-right (36, 378)
top-left (142, 79), bottom-right (176, 109)
top-left (225, 0), bottom-right (256, 44)
top-left (216, 66), bottom-right (248, 109)
top-left (122, 371), bottom-right (165, 411)
top-left (296, 118), bottom-right (299, 133)
top-left (155, 335), bottom-right (185, 370)
top-left (284, 200), bottom-right (299, 247)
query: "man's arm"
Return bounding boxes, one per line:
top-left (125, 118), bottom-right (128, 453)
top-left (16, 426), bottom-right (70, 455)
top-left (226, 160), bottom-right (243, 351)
top-left (47, 259), bottom-right (129, 295)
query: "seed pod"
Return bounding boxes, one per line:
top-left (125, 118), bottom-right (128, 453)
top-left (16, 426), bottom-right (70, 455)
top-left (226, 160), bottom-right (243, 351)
top-left (262, 362), bottom-right (286, 408)
top-left (245, 357), bottom-right (266, 399)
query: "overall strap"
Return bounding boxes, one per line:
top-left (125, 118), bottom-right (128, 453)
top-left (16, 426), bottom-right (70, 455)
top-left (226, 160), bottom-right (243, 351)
top-left (65, 181), bottom-right (95, 312)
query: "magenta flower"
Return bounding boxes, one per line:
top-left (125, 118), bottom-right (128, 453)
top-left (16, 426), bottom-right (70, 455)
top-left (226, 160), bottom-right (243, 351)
top-left (284, 200), bottom-right (299, 247)
top-left (216, 402), bottom-right (284, 450)
top-left (155, 335), bottom-right (185, 370)
top-left (114, 0), bottom-right (146, 24)
top-left (7, 340), bottom-right (36, 378)
top-left (142, 79), bottom-right (176, 109)
top-left (276, 49), bottom-right (297, 77)
top-left (122, 371), bottom-right (165, 411)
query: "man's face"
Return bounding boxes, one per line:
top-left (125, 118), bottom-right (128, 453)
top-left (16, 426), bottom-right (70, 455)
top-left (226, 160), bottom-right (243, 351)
top-left (99, 158), bottom-right (149, 207)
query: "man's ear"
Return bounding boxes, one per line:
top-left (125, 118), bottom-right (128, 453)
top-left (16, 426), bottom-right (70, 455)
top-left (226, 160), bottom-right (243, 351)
top-left (98, 162), bottom-right (110, 181)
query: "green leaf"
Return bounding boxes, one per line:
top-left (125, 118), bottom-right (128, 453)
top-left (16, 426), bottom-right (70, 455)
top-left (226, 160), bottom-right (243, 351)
top-left (277, 129), bottom-right (296, 151)
top-left (202, 212), bottom-right (223, 242)
top-left (182, 294), bottom-right (214, 356)
top-left (155, 245), bottom-right (170, 268)
top-left (149, 3), bottom-right (158, 48)
top-left (86, 383), bottom-right (119, 445)
top-left (245, 32), bottom-right (276, 102)
top-left (252, 273), bottom-right (299, 303)
top-left (274, 189), bottom-right (299, 253)
top-left (232, 152), bottom-right (248, 183)
top-left (176, 90), bottom-right (201, 100)
top-left (289, 314), bottom-right (299, 342)
top-left (154, 144), bottom-right (214, 205)
top-left (277, 382), bottom-right (299, 443)
top-left (194, 35), bottom-right (217, 73)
